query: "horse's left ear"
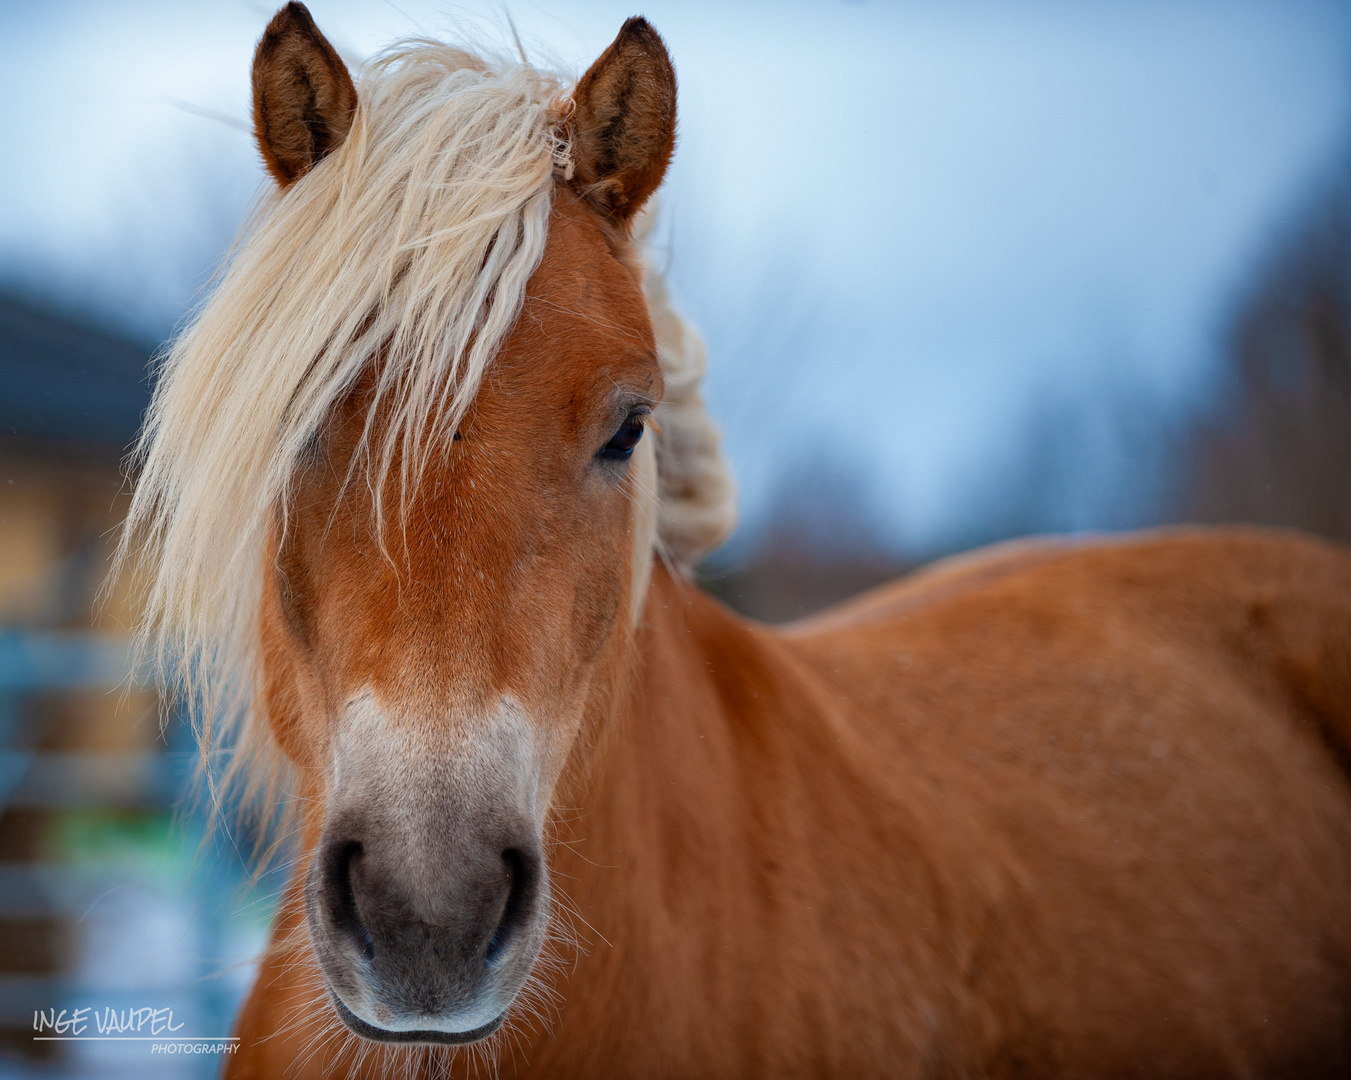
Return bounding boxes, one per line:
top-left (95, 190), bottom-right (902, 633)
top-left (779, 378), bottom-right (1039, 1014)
top-left (568, 18), bottom-right (677, 226)
top-left (252, 2), bottom-right (357, 188)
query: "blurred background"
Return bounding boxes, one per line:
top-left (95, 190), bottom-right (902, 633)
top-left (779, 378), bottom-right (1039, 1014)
top-left (2, 0), bottom-right (1349, 1075)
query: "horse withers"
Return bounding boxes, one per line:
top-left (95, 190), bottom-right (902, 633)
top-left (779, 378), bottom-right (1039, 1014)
top-left (117, 4), bottom-right (1351, 1076)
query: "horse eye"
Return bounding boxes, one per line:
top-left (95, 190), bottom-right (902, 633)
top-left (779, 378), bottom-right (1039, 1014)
top-left (598, 414), bottom-right (646, 461)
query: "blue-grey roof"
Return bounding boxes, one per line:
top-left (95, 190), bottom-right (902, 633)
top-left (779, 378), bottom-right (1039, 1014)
top-left (0, 294), bottom-right (155, 455)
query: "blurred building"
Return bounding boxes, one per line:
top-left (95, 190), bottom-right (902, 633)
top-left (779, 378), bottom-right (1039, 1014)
top-left (0, 298), bottom-right (255, 1079)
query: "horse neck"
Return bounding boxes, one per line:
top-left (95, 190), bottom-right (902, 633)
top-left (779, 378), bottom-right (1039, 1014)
top-left (541, 561), bottom-right (838, 1027)
top-left (534, 563), bottom-right (966, 1066)
top-left (566, 559), bottom-right (802, 845)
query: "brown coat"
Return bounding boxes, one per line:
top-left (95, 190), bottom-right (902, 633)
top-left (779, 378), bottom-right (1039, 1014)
top-left (232, 528), bottom-right (1351, 1077)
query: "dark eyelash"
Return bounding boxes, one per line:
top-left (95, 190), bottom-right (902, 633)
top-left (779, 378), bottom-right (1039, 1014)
top-left (598, 410), bottom-right (650, 461)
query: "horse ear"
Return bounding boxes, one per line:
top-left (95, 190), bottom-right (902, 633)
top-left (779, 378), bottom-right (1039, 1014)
top-left (251, 2), bottom-right (357, 188)
top-left (568, 18), bottom-right (677, 225)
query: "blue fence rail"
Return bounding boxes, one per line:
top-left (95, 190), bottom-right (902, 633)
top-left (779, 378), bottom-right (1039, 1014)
top-left (0, 631), bottom-right (265, 1080)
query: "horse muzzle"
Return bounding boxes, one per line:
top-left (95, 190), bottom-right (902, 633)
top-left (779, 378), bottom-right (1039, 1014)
top-left (306, 815), bottom-right (547, 1044)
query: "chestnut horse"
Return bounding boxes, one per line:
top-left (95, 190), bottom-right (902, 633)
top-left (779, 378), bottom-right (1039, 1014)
top-left (118, 5), bottom-right (1351, 1077)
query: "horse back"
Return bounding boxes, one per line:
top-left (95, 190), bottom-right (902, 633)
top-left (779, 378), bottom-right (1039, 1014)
top-left (775, 527), bottom-right (1351, 1076)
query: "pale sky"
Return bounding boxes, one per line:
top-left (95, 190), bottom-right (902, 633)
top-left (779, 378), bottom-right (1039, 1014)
top-left (2, 0), bottom-right (1349, 553)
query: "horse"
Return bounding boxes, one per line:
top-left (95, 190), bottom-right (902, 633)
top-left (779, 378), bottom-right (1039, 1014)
top-left (116, 4), bottom-right (1351, 1076)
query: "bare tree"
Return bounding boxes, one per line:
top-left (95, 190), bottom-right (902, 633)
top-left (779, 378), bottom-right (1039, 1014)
top-left (1189, 169), bottom-right (1351, 542)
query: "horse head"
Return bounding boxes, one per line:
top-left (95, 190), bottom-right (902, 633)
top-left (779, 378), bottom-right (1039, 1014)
top-left (122, 1), bottom-right (731, 1046)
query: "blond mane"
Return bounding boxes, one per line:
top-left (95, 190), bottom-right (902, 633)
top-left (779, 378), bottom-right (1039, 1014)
top-left (112, 36), bottom-right (734, 838)
top-left (634, 207), bottom-right (737, 568)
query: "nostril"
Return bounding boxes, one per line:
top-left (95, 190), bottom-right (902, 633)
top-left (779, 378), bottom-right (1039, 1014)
top-left (486, 848), bottom-right (535, 967)
top-left (324, 840), bottom-right (375, 961)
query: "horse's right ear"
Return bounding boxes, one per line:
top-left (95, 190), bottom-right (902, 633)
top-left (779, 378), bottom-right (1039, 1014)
top-left (568, 18), bottom-right (677, 226)
top-left (252, 2), bottom-right (357, 188)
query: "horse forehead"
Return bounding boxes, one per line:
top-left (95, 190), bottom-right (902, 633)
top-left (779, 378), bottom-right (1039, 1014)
top-left (527, 197), bottom-right (652, 343)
